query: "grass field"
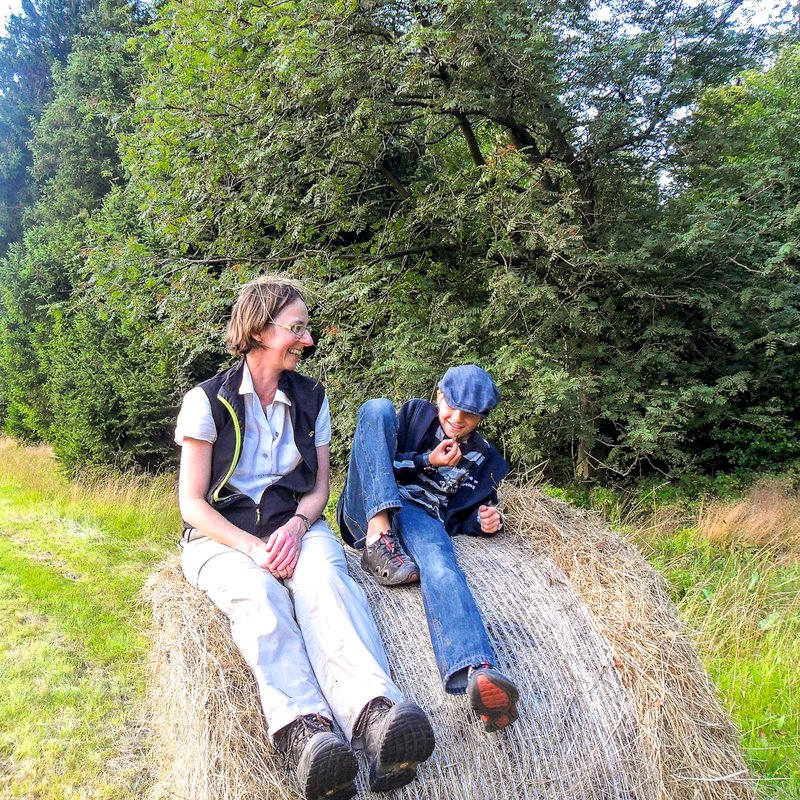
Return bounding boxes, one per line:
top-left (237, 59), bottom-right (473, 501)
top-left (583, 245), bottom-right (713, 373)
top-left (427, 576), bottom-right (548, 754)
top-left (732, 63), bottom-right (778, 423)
top-left (551, 479), bottom-right (800, 799)
top-left (0, 439), bottom-right (179, 799)
top-left (0, 437), bottom-right (797, 798)
top-left (642, 529), bottom-right (799, 798)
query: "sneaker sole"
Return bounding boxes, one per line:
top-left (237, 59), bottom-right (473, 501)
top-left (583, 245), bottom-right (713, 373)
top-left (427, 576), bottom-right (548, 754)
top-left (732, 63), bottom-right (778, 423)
top-left (367, 567), bottom-right (420, 586)
top-left (298, 733), bottom-right (358, 800)
top-left (467, 671), bottom-right (520, 733)
top-left (369, 702), bottom-right (435, 792)
top-left (361, 555), bottom-right (420, 586)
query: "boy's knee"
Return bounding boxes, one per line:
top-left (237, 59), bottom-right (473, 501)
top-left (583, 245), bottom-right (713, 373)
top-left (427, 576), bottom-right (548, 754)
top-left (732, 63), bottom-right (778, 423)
top-left (358, 397), bottom-right (395, 421)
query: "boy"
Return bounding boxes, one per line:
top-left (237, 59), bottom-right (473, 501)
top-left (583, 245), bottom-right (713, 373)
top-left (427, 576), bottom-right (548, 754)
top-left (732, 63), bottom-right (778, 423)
top-left (337, 365), bottom-right (519, 733)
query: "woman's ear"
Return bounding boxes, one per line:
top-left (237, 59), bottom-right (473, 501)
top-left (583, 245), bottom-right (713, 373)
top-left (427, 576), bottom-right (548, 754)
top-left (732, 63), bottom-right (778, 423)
top-left (251, 324), bottom-right (269, 350)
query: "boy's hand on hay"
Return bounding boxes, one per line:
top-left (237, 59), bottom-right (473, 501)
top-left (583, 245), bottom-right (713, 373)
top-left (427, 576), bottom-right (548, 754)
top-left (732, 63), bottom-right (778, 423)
top-left (429, 438), bottom-right (462, 467)
top-left (478, 505), bottom-right (502, 535)
top-left (263, 518), bottom-right (305, 579)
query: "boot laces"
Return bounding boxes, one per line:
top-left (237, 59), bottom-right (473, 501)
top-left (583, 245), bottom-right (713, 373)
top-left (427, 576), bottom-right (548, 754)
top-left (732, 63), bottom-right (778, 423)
top-left (277, 713), bottom-right (333, 766)
top-left (379, 531), bottom-right (406, 563)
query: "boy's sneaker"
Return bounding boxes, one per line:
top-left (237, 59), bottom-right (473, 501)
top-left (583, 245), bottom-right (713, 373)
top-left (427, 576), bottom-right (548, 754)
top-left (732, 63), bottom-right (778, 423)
top-left (274, 713), bottom-right (358, 800)
top-left (466, 666), bottom-right (520, 733)
top-left (361, 530), bottom-right (420, 586)
top-left (358, 698), bottom-right (435, 792)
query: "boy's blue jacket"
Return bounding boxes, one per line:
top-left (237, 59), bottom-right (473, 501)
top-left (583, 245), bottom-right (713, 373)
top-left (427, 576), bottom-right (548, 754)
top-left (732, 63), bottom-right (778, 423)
top-left (338, 398), bottom-right (510, 546)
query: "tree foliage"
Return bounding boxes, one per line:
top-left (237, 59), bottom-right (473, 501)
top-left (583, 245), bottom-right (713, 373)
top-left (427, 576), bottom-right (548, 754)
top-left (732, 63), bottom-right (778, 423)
top-left (113, 0), bottom-right (769, 475)
top-left (0, 0), bottom-right (153, 466)
top-left (0, 0), bottom-right (797, 478)
top-left (656, 42), bottom-right (800, 471)
top-left (0, 0), bottom-right (110, 252)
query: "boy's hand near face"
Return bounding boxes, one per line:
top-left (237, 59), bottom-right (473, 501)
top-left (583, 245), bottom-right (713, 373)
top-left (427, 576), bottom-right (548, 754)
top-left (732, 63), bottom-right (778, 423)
top-left (478, 504), bottom-right (502, 535)
top-left (429, 438), bottom-right (462, 468)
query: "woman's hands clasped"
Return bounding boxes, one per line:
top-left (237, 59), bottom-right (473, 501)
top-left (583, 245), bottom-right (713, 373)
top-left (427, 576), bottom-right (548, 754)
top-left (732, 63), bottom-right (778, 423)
top-left (247, 516), bottom-right (307, 579)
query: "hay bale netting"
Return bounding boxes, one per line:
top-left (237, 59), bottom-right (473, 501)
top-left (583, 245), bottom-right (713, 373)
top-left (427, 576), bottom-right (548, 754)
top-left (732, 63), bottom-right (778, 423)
top-left (144, 486), bottom-right (754, 800)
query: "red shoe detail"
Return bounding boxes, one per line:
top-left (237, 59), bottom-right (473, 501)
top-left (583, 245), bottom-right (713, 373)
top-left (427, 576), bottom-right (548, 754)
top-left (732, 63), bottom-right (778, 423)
top-left (475, 675), bottom-right (512, 710)
top-left (467, 668), bottom-right (520, 733)
top-left (379, 532), bottom-right (403, 561)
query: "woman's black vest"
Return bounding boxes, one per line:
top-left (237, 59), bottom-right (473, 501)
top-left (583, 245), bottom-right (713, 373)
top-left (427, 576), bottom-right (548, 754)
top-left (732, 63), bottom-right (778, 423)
top-left (184, 360), bottom-right (325, 539)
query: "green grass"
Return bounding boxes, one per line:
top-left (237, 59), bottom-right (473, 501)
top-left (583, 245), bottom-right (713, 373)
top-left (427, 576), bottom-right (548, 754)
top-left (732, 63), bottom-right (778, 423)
top-left (0, 439), bottom-right (178, 799)
top-left (640, 530), bottom-right (800, 799)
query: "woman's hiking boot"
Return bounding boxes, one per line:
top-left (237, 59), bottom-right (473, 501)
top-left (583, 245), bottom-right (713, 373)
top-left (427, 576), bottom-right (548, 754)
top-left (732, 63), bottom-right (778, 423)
top-left (361, 530), bottom-right (420, 585)
top-left (357, 698), bottom-right (435, 792)
top-left (466, 666), bottom-right (520, 733)
top-left (274, 713), bottom-right (358, 800)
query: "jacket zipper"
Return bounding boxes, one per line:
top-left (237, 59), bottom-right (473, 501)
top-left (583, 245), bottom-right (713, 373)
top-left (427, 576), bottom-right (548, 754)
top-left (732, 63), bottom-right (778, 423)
top-left (212, 395), bottom-right (243, 502)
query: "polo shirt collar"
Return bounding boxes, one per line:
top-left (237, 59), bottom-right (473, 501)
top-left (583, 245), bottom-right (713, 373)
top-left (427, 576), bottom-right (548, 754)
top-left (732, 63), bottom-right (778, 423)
top-left (239, 360), bottom-right (293, 406)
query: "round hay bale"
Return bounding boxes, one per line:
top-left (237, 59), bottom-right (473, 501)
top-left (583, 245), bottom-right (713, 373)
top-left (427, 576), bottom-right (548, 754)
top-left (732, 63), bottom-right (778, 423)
top-left (143, 486), bottom-right (753, 800)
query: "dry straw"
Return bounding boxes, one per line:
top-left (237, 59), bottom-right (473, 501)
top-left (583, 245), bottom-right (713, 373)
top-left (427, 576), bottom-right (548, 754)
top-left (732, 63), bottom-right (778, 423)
top-left (697, 478), bottom-right (800, 551)
top-left (143, 484), bottom-right (753, 800)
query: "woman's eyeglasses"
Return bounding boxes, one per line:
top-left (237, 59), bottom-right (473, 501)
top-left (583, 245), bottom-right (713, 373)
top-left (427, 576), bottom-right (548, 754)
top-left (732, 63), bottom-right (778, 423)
top-left (269, 320), bottom-right (312, 338)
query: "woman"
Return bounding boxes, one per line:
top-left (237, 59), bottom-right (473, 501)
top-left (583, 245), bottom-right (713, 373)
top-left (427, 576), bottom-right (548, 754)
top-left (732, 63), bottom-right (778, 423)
top-left (176, 275), bottom-right (434, 800)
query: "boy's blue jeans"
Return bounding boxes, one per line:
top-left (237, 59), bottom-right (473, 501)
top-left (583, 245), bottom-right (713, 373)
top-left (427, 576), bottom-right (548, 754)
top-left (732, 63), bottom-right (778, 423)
top-left (340, 398), bottom-right (495, 692)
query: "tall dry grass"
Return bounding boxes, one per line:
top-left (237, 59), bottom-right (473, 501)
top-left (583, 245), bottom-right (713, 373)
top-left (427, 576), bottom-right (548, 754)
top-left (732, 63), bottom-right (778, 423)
top-left (696, 480), bottom-right (800, 552)
top-left (0, 436), bottom-right (179, 543)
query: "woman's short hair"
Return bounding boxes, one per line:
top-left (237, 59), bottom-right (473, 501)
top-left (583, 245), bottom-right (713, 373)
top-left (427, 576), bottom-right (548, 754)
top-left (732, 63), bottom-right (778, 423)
top-left (226, 273), bottom-right (306, 356)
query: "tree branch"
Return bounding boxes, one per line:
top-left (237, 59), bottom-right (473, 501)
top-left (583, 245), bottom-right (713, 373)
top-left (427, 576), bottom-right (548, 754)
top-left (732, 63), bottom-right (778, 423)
top-left (456, 113), bottom-right (485, 166)
top-left (376, 164), bottom-right (411, 198)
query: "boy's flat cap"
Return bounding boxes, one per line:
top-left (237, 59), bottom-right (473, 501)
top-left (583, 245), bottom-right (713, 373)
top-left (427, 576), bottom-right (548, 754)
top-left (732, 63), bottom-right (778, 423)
top-left (438, 365), bottom-right (500, 417)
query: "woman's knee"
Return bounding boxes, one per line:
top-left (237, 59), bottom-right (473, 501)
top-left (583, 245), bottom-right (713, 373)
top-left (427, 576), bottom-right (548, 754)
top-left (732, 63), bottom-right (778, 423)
top-left (292, 540), bottom-right (347, 585)
top-left (291, 559), bottom-right (357, 607)
top-left (221, 561), bottom-right (285, 603)
top-left (290, 529), bottom-right (348, 584)
top-left (198, 561), bottom-right (289, 621)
